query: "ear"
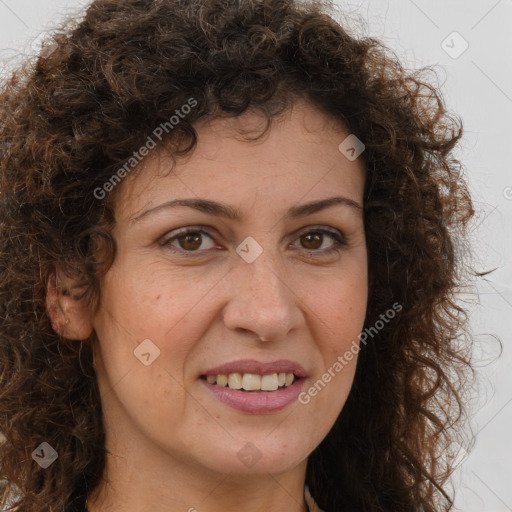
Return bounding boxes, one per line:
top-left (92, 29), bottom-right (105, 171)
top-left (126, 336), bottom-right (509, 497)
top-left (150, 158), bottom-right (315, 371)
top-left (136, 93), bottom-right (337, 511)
top-left (45, 268), bottom-right (94, 340)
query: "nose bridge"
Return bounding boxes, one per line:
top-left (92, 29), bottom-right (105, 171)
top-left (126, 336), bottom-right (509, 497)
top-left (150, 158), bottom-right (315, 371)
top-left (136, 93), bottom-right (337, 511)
top-left (246, 249), bottom-right (288, 301)
top-left (223, 239), bottom-right (303, 340)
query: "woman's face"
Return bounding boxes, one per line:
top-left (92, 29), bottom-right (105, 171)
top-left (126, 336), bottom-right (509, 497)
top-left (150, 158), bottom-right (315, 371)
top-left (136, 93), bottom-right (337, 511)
top-left (91, 100), bottom-right (367, 479)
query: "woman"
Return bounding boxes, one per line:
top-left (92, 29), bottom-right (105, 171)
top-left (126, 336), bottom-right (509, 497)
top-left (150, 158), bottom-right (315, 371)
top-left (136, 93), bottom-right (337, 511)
top-left (0, 0), bottom-right (475, 511)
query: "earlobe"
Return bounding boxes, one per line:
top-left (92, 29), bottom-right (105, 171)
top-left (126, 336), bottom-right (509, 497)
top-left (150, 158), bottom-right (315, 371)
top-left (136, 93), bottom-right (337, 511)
top-left (45, 269), bottom-right (94, 340)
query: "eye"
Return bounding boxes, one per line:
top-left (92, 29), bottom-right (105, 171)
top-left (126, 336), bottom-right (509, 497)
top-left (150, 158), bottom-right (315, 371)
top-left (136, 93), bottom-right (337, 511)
top-left (291, 228), bottom-right (347, 256)
top-left (160, 226), bottom-right (347, 257)
top-left (161, 228), bottom-right (216, 253)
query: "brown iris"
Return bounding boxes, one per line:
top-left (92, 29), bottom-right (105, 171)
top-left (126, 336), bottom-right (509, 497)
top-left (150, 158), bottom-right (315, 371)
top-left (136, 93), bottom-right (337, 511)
top-left (177, 233), bottom-right (203, 251)
top-left (300, 232), bottom-right (323, 250)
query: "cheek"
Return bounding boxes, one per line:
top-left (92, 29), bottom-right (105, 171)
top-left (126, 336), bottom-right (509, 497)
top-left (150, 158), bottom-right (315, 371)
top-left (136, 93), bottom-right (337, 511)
top-left (99, 362), bottom-right (190, 452)
top-left (92, 273), bottom-right (193, 429)
top-left (306, 270), bottom-right (368, 349)
top-left (93, 267), bottom-right (214, 402)
top-left (96, 265), bottom-right (194, 341)
top-left (300, 268), bottom-right (367, 414)
top-left (304, 300), bottom-right (364, 414)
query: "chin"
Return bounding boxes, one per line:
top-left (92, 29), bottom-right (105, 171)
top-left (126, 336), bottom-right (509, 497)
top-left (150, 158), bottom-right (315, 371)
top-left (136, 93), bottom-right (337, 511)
top-left (195, 436), bottom-right (309, 477)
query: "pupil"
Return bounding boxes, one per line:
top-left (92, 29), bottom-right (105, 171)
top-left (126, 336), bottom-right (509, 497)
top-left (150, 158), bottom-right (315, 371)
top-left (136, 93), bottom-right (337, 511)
top-left (181, 233), bottom-right (201, 250)
top-left (303, 233), bottom-right (321, 250)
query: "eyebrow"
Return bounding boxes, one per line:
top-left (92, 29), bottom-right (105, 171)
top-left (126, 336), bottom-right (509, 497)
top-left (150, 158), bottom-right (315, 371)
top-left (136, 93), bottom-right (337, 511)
top-left (130, 196), bottom-right (363, 224)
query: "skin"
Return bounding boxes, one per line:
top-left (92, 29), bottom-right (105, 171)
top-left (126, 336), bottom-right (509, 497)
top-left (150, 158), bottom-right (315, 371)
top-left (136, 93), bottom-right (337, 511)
top-left (46, 99), bottom-right (368, 512)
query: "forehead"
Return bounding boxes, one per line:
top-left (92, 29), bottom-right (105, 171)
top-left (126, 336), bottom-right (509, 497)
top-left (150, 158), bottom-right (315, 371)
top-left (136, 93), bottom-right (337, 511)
top-left (114, 100), bottom-right (365, 223)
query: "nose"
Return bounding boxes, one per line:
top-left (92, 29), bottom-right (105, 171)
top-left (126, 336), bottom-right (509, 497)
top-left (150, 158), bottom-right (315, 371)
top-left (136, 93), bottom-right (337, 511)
top-left (221, 247), bottom-right (305, 343)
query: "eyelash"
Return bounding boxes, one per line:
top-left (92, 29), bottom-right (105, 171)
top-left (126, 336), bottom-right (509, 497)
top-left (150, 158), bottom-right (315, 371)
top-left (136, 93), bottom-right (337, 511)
top-left (159, 226), bottom-right (347, 258)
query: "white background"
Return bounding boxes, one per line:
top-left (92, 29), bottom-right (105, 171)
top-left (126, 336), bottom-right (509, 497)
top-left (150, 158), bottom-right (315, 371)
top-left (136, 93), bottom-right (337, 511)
top-left (0, 1), bottom-right (510, 510)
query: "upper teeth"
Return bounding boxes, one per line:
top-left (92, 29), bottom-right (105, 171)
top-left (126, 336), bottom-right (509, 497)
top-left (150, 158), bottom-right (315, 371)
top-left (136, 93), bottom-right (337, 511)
top-left (206, 372), bottom-right (295, 391)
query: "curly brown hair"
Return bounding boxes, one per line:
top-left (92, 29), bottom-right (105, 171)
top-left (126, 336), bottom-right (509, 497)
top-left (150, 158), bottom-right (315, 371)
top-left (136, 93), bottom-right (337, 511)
top-left (0, 0), bottom-right (476, 511)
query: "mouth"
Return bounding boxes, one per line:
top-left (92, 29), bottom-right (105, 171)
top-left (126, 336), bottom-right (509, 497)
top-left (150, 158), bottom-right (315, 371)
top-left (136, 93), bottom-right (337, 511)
top-left (199, 359), bottom-right (307, 413)
top-left (200, 372), bottom-right (300, 392)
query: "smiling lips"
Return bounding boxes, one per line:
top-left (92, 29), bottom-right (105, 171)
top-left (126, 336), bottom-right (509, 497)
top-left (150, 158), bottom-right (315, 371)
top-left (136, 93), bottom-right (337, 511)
top-left (202, 358), bottom-right (307, 389)
top-left (204, 371), bottom-right (296, 391)
top-left (200, 359), bottom-right (307, 413)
